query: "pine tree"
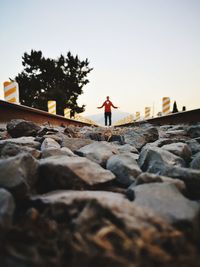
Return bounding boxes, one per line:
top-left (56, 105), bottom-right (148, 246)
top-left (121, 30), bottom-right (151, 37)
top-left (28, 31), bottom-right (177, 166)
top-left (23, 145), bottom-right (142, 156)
top-left (15, 50), bottom-right (93, 115)
top-left (172, 101), bottom-right (179, 113)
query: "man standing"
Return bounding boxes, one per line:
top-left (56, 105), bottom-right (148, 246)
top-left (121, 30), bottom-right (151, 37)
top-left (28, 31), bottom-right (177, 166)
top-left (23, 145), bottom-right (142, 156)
top-left (97, 96), bottom-right (118, 126)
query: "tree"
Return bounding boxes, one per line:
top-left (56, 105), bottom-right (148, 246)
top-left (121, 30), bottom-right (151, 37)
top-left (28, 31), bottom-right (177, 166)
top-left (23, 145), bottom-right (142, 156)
top-left (15, 50), bottom-right (93, 115)
top-left (172, 101), bottom-right (179, 113)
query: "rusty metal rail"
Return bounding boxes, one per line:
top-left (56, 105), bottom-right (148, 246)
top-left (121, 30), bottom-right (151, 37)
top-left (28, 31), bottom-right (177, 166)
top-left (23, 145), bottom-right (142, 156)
top-left (1, 100), bottom-right (199, 128)
top-left (116, 108), bottom-right (200, 127)
top-left (0, 100), bottom-right (94, 127)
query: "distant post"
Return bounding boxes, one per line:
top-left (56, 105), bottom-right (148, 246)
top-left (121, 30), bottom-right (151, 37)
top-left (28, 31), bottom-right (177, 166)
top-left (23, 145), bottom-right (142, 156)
top-left (162, 97), bottom-right (170, 115)
top-left (3, 81), bottom-right (20, 104)
top-left (48, 101), bottom-right (56, 114)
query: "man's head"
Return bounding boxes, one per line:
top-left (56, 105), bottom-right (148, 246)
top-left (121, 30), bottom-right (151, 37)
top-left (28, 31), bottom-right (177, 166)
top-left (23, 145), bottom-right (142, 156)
top-left (106, 96), bottom-right (110, 100)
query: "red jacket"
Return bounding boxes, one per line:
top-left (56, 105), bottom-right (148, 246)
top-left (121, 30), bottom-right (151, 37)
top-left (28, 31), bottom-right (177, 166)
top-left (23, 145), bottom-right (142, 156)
top-left (99, 100), bottom-right (117, 112)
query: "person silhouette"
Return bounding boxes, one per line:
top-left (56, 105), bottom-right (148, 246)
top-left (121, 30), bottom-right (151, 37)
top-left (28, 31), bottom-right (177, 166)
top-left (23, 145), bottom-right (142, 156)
top-left (97, 96), bottom-right (118, 126)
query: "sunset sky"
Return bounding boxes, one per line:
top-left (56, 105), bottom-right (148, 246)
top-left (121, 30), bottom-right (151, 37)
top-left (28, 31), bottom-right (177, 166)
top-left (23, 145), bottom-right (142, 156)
top-left (0, 0), bottom-right (199, 117)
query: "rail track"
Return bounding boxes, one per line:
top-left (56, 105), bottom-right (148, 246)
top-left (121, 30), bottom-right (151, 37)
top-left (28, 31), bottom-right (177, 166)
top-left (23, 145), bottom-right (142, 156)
top-left (0, 100), bottom-right (95, 127)
top-left (116, 108), bottom-right (200, 127)
top-left (0, 99), bottom-right (199, 127)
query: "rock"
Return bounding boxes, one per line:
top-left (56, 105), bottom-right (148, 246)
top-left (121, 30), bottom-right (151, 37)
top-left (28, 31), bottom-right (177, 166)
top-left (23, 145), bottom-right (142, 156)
top-left (138, 146), bottom-right (186, 172)
top-left (126, 173), bottom-right (186, 202)
top-left (0, 153), bottom-right (38, 199)
top-left (41, 137), bottom-right (61, 150)
top-left (115, 144), bottom-right (139, 154)
top-left (108, 134), bottom-right (125, 144)
top-left (135, 172), bottom-right (186, 193)
top-left (7, 119), bottom-right (41, 138)
top-left (36, 156), bottom-right (116, 193)
top-left (186, 139), bottom-right (200, 155)
top-left (195, 137), bottom-right (200, 144)
top-left (106, 153), bottom-right (141, 187)
top-left (124, 126), bottom-right (159, 150)
top-left (37, 127), bottom-right (59, 137)
top-left (0, 188), bottom-right (15, 232)
top-left (190, 152), bottom-right (200, 170)
top-left (162, 142), bottom-right (192, 161)
top-left (76, 142), bottom-right (118, 167)
top-left (131, 183), bottom-right (200, 237)
top-left (136, 172), bottom-right (162, 184)
top-left (43, 134), bottom-right (64, 144)
top-left (0, 142), bottom-right (41, 159)
top-left (24, 190), bottom-right (199, 267)
top-left (0, 130), bottom-right (8, 140)
top-left (143, 138), bottom-right (187, 149)
top-left (142, 158), bottom-right (200, 199)
top-left (64, 126), bottom-right (79, 138)
top-left (164, 129), bottom-right (188, 139)
top-left (0, 137), bottom-right (41, 149)
top-left (41, 147), bottom-right (75, 158)
top-left (187, 125), bottom-right (200, 138)
top-left (84, 131), bottom-right (105, 141)
top-left (61, 136), bottom-right (94, 152)
top-left (161, 166), bottom-right (200, 199)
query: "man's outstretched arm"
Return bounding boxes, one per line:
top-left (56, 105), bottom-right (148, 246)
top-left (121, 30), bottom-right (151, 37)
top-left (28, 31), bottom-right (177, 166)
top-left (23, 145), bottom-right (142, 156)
top-left (111, 102), bottom-right (118, 109)
top-left (97, 101), bottom-right (105, 109)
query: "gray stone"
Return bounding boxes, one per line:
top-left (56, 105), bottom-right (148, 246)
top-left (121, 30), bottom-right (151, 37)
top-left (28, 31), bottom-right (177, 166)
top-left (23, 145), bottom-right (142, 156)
top-left (42, 134), bottom-right (64, 144)
top-left (124, 126), bottom-right (159, 150)
top-left (190, 152), bottom-right (200, 170)
top-left (195, 137), bottom-right (200, 144)
top-left (0, 153), bottom-right (39, 199)
top-left (28, 190), bottom-right (199, 267)
top-left (0, 188), bottom-right (15, 231)
top-left (37, 127), bottom-right (59, 137)
top-left (126, 173), bottom-right (186, 201)
top-left (135, 172), bottom-right (186, 192)
top-left (84, 131), bottom-right (105, 141)
top-left (41, 147), bottom-right (75, 158)
top-left (145, 163), bottom-right (200, 199)
top-left (187, 125), bottom-right (200, 138)
top-left (61, 136), bottom-right (94, 152)
top-left (106, 153), bottom-right (141, 187)
top-left (162, 142), bottom-right (192, 161)
top-left (0, 142), bottom-right (41, 159)
top-left (170, 125), bottom-right (188, 131)
top-left (7, 119), bottom-right (41, 138)
top-left (75, 141), bottom-right (118, 167)
top-left (36, 155), bottom-right (116, 193)
top-left (186, 139), bottom-right (200, 155)
top-left (64, 125), bottom-right (80, 138)
top-left (116, 144), bottom-right (139, 154)
top-left (108, 134), bottom-right (125, 144)
top-left (164, 166), bottom-right (200, 198)
top-left (138, 146), bottom-right (186, 172)
top-left (0, 137), bottom-right (41, 149)
top-left (132, 183), bottom-right (200, 235)
top-left (164, 129), bottom-right (188, 139)
top-left (0, 130), bottom-right (7, 140)
top-left (41, 137), bottom-right (61, 151)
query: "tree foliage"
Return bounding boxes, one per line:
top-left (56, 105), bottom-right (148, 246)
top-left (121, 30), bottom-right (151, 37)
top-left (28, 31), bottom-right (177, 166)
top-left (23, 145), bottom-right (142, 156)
top-left (172, 101), bottom-right (179, 113)
top-left (15, 50), bottom-right (93, 115)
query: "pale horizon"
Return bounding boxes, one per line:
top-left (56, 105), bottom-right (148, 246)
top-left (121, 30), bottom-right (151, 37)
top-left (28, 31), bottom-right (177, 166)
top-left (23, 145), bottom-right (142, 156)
top-left (0, 0), bottom-right (199, 118)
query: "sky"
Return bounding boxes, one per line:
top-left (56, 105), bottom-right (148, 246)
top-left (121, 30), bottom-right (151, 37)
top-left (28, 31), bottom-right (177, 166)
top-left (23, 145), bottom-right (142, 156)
top-left (0, 0), bottom-right (200, 117)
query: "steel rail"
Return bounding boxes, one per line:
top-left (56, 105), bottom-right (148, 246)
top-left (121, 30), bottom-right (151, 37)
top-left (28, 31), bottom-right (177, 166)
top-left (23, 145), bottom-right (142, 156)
top-left (0, 100), bottom-right (94, 127)
top-left (116, 108), bottom-right (200, 127)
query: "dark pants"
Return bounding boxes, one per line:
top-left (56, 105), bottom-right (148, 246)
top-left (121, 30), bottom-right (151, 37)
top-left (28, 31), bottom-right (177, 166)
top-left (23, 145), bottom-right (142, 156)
top-left (105, 112), bottom-right (111, 126)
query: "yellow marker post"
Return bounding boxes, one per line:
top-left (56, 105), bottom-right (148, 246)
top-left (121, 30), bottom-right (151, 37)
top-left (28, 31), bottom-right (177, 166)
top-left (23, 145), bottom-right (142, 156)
top-left (136, 112), bottom-right (140, 121)
top-left (162, 97), bottom-right (170, 115)
top-left (3, 81), bottom-right (19, 104)
top-left (64, 108), bottom-right (71, 118)
top-left (48, 101), bottom-right (56, 114)
top-left (144, 107), bottom-right (151, 119)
